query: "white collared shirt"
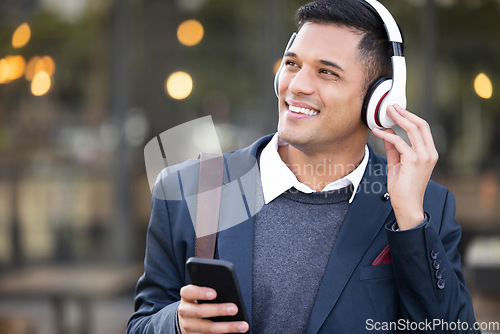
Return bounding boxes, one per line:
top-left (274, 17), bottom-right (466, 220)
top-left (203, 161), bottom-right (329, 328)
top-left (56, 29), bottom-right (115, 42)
top-left (260, 133), bottom-right (369, 204)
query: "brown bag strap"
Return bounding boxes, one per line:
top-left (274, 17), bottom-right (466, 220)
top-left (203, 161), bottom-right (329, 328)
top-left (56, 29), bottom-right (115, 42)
top-left (195, 153), bottom-right (224, 259)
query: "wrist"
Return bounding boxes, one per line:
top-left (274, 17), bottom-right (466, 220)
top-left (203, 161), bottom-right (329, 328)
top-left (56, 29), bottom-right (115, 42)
top-left (394, 210), bottom-right (425, 231)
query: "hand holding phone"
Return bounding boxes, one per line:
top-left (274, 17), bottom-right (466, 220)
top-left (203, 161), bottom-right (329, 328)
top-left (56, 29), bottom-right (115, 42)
top-left (178, 257), bottom-right (249, 334)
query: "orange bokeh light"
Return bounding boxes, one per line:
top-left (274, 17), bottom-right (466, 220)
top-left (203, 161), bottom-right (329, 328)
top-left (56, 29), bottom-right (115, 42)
top-left (12, 23), bottom-right (31, 48)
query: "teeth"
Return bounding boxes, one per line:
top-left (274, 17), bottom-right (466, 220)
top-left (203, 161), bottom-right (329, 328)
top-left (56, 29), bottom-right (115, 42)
top-left (289, 105), bottom-right (318, 116)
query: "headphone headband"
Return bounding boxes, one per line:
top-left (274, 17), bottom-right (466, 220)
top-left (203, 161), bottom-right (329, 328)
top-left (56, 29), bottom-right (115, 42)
top-left (360, 0), bottom-right (403, 43)
top-left (358, 0), bottom-right (403, 58)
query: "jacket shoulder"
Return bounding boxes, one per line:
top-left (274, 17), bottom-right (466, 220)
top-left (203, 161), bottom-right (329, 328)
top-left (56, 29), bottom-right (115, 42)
top-left (152, 134), bottom-right (273, 199)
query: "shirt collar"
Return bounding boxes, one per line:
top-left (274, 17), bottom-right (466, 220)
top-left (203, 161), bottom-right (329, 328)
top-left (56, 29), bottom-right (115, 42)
top-left (259, 133), bottom-right (369, 204)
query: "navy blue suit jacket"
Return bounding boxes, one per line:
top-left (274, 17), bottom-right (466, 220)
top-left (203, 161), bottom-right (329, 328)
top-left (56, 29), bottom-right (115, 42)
top-left (127, 134), bottom-right (477, 333)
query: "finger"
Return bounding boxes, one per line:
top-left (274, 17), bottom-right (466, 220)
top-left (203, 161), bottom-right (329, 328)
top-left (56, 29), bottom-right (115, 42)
top-left (182, 318), bottom-right (249, 334)
top-left (386, 106), bottom-right (427, 155)
top-left (372, 128), bottom-right (400, 166)
top-left (392, 105), bottom-right (439, 164)
top-left (179, 302), bottom-right (240, 320)
top-left (392, 105), bottom-right (438, 155)
top-left (180, 285), bottom-right (217, 302)
top-left (372, 127), bottom-right (420, 169)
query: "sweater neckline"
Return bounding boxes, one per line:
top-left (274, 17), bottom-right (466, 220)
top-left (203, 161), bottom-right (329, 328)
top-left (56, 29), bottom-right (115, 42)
top-left (281, 185), bottom-right (353, 205)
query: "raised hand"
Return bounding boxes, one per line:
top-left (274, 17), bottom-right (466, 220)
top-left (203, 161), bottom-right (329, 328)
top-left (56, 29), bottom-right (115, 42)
top-left (372, 104), bottom-right (439, 230)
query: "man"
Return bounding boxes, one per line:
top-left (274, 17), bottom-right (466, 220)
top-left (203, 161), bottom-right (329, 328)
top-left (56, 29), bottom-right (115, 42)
top-left (127, 0), bottom-right (478, 333)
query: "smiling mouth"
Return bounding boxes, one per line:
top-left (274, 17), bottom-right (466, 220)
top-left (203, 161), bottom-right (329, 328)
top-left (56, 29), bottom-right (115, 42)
top-left (287, 104), bottom-right (319, 116)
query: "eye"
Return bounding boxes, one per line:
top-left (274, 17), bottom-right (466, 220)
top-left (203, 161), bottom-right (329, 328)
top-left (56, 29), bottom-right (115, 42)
top-left (285, 60), bottom-right (298, 67)
top-left (319, 68), bottom-right (339, 78)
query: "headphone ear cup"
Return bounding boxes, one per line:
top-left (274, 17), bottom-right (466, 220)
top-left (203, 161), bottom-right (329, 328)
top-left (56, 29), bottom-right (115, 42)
top-left (274, 32), bottom-right (297, 98)
top-left (274, 61), bottom-right (284, 98)
top-left (361, 77), bottom-right (393, 130)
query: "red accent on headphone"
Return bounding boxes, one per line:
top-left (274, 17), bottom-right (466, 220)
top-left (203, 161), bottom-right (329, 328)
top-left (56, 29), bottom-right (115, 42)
top-left (374, 91), bottom-right (389, 128)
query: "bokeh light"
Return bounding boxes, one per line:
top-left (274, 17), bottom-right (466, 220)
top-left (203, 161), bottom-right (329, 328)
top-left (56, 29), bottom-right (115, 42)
top-left (0, 56), bottom-right (26, 83)
top-left (31, 71), bottom-right (51, 96)
top-left (39, 56), bottom-right (56, 77)
top-left (12, 23), bottom-right (31, 48)
top-left (25, 56), bottom-right (56, 81)
top-left (273, 58), bottom-right (282, 75)
top-left (6, 56), bottom-right (26, 81)
top-left (474, 73), bottom-right (493, 99)
top-left (0, 59), bottom-right (10, 84)
top-left (177, 19), bottom-right (204, 47)
top-left (165, 71), bottom-right (193, 100)
top-left (25, 56), bottom-right (41, 81)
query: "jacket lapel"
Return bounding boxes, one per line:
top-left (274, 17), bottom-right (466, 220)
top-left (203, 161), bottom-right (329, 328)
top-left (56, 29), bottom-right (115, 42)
top-left (217, 216), bottom-right (254, 326)
top-left (306, 151), bottom-right (393, 334)
top-left (215, 135), bottom-right (272, 326)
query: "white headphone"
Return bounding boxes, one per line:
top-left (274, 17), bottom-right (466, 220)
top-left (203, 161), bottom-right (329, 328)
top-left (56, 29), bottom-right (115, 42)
top-left (273, 0), bottom-right (407, 130)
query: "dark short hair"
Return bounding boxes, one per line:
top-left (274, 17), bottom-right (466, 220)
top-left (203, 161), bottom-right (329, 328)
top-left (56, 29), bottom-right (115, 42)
top-left (295, 0), bottom-right (395, 92)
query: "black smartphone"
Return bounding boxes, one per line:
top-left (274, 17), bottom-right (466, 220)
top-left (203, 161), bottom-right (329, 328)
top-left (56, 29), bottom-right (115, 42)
top-left (186, 257), bottom-right (249, 327)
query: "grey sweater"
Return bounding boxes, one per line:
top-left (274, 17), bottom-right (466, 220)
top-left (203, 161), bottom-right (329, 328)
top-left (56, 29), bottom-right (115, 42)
top-left (252, 185), bottom-right (353, 333)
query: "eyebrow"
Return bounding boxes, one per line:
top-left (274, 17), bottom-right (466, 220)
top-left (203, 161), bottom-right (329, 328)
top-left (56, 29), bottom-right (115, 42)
top-left (285, 51), bottom-right (344, 72)
top-left (319, 59), bottom-right (344, 72)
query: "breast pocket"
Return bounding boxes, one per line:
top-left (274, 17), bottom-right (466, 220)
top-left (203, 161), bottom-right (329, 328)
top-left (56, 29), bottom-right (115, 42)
top-left (359, 264), bottom-right (394, 281)
top-left (359, 264), bottom-right (398, 320)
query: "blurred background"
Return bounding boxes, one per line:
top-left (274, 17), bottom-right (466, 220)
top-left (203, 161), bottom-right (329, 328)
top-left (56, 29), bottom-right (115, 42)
top-left (0, 0), bottom-right (499, 333)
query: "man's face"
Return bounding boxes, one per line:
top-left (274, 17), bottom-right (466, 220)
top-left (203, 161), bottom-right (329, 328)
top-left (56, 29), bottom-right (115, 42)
top-left (277, 23), bottom-right (370, 155)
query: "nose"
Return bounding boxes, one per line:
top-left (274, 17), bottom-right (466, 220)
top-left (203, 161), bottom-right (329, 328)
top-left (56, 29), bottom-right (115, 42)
top-left (287, 68), bottom-right (315, 96)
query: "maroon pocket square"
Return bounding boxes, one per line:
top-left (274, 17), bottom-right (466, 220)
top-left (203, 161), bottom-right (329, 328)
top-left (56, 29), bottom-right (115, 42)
top-left (372, 245), bottom-right (392, 265)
